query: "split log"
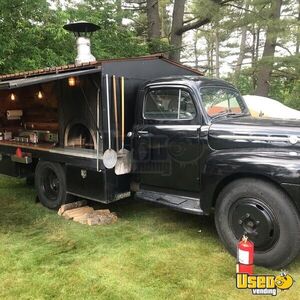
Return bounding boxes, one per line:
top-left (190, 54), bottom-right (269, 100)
top-left (58, 200), bottom-right (87, 216)
top-left (73, 212), bottom-right (95, 225)
top-left (58, 204), bottom-right (118, 225)
top-left (87, 216), bottom-right (101, 226)
top-left (62, 207), bottom-right (94, 220)
top-left (87, 212), bottom-right (118, 226)
top-left (93, 209), bottom-right (111, 216)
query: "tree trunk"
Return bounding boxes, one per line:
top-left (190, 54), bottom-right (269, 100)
top-left (234, 26), bottom-right (247, 84)
top-left (169, 0), bottom-right (185, 62)
top-left (146, 0), bottom-right (161, 52)
top-left (206, 31), bottom-right (214, 76)
top-left (255, 27), bottom-right (260, 62)
top-left (206, 36), bottom-right (211, 75)
top-left (296, 0), bottom-right (300, 54)
top-left (161, 1), bottom-right (170, 38)
top-left (215, 29), bottom-right (220, 78)
top-left (250, 23), bottom-right (260, 92)
top-left (194, 30), bottom-right (199, 68)
top-left (234, 0), bottom-right (249, 85)
top-left (210, 44), bottom-right (214, 76)
top-left (254, 0), bottom-right (282, 96)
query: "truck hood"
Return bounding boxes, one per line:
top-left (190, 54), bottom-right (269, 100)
top-left (208, 116), bottom-right (300, 151)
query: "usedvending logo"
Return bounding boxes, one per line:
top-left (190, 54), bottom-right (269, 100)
top-left (236, 271), bottom-right (295, 296)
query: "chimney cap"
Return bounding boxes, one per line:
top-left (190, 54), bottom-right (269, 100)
top-left (63, 21), bottom-right (100, 34)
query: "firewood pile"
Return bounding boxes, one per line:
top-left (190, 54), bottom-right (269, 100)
top-left (58, 200), bottom-right (118, 225)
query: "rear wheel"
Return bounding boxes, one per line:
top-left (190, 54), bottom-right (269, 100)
top-left (215, 178), bottom-right (300, 269)
top-left (35, 161), bottom-right (67, 209)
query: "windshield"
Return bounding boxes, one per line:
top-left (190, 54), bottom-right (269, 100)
top-left (200, 87), bottom-right (247, 118)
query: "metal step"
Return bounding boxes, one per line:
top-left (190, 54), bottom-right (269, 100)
top-left (135, 189), bottom-right (203, 215)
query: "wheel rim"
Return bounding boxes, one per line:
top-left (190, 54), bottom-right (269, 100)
top-left (41, 167), bottom-right (60, 201)
top-left (229, 198), bottom-right (280, 251)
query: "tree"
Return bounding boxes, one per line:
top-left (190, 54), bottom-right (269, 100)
top-left (146, 0), bottom-right (161, 52)
top-left (122, 0), bottom-right (171, 53)
top-left (0, 0), bottom-right (298, 113)
top-left (169, 0), bottom-right (186, 62)
top-left (254, 0), bottom-right (283, 96)
top-left (233, 2), bottom-right (250, 84)
top-left (169, 0), bottom-right (234, 62)
top-left (234, 26), bottom-right (248, 83)
top-left (57, 0), bottom-right (149, 59)
top-left (0, 0), bottom-right (150, 74)
top-left (0, 0), bottom-right (74, 73)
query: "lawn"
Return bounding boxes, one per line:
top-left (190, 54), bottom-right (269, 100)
top-left (0, 175), bottom-right (299, 300)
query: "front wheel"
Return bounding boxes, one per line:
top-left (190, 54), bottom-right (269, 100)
top-left (35, 161), bottom-right (67, 209)
top-left (215, 178), bottom-right (300, 269)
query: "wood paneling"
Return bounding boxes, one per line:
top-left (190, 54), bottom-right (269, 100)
top-left (0, 81), bottom-right (59, 132)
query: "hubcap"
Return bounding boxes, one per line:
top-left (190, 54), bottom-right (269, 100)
top-left (229, 198), bottom-right (279, 251)
top-left (42, 168), bottom-right (60, 201)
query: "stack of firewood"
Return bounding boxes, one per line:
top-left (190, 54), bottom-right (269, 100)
top-left (58, 200), bottom-right (118, 225)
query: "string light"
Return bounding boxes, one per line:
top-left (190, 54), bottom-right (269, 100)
top-left (68, 77), bottom-right (76, 87)
top-left (10, 93), bottom-right (16, 101)
top-left (37, 90), bottom-right (43, 100)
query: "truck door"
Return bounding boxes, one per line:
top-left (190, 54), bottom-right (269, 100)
top-left (133, 86), bottom-right (203, 193)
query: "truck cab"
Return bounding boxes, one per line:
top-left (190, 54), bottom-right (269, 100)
top-left (132, 75), bottom-right (300, 269)
top-left (133, 75), bottom-right (247, 212)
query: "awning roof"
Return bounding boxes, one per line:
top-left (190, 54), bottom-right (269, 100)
top-left (0, 68), bottom-right (101, 90)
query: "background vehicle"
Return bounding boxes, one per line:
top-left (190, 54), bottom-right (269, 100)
top-left (243, 95), bottom-right (300, 120)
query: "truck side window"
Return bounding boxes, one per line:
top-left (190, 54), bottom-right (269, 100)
top-left (144, 88), bottom-right (196, 120)
top-left (201, 87), bottom-right (245, 117)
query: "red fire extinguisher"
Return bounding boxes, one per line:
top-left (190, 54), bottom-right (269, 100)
top-left (16, 147), bottom-right (22, 158)
top-left (236, 235), bottom-right (254, 275)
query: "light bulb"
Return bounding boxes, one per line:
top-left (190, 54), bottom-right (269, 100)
top-left (68, 77), bottom-right (76, 87)
top-left (10, 93), bottom-right (16, 101)
top-left (38, 91), bottom-right (43, 99)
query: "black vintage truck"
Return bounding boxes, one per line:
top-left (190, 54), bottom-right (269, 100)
top-left (132, 75), bottom-right (300, 269)
top-left (0, 30), bottom-right (299, 268)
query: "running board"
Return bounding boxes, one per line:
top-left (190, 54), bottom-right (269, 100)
top-left (135, 190), bottom-right (203, 215)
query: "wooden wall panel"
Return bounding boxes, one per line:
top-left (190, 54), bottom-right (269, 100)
top-left (0, 81), bottom-right (59, 131)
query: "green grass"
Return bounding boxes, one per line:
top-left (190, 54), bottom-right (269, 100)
top-left (0, 176), bottom-right (299, 300)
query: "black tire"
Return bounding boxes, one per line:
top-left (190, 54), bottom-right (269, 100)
top-left (35, 161), bottom-right (67, 210)
top-left (215, 178), bottom-right (300, 269)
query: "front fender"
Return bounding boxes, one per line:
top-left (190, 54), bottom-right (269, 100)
top-left (200, 149), bottom-right (300, 213)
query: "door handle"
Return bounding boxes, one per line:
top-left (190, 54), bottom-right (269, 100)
top-left (138, 130), bottom-right (149, 134)
top-left (137, 130), bottom-right (149, 139)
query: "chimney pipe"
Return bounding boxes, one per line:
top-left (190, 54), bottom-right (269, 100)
top-left (63, 21), bottom-right (100, 65)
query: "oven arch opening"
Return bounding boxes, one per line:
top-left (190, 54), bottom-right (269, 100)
top-left (64, 122), bottom-right (97, 150)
